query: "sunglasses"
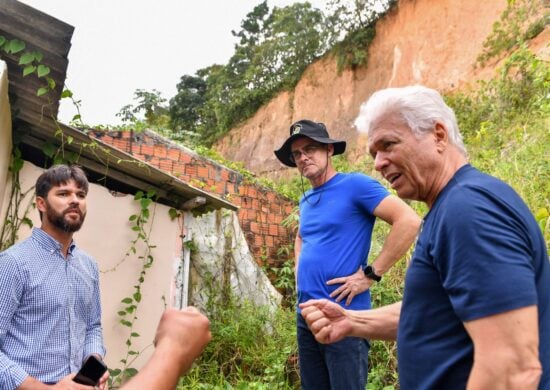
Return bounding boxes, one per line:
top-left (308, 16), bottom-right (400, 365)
top-left (289, 143), bottom-right (326, 163)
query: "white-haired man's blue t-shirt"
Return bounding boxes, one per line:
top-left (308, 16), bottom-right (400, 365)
top-left (398, 165), bottom-right (549, 389)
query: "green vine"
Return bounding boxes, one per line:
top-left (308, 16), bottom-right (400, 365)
top-left (0, 145), bottom-right (35, 250)
top-left (0, 36), bottom-right (56, 98)
top-left (108, 189), bottom-right (158, 388)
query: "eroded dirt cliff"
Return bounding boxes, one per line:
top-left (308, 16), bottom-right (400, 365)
top-left (214, 0), bottom-right (547, 178)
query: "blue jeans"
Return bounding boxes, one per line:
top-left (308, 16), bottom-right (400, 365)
top-left (297, 313), bottom-right (369, 390)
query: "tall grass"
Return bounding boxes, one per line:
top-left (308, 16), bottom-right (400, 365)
top-left (178, 300), bottom-right (298, 389)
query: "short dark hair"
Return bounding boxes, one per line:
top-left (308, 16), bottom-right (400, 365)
top-left (35, 165), bottom-right (89, 198)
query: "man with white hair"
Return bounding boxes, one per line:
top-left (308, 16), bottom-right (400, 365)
top-left (300, 85), bottom-right (549, 389)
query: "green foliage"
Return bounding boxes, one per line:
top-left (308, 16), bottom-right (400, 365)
top-left (167, 1), bottom-right (396, 146)
top-left (326, 0), bottom-right (395, 72)
top-left (169, 75), bottom-right (207, 143)
top-left (476, 0), bottom-right (545, 67)
top-left (178, 299), bottom-right (298, 390)
top-left (333, 26), bottom-right (376, 72)
top-left (0, 36), bottom-right (57, 98)
top-left (117, 89), bottom-right (170, 129)
top-left (170, 2), bottom-right (331, 147)
top-left (0, 146), bottom-right (35, 251)
top-left (271, 258), bottom-right (296, 308)
top-left (446, 46), bottom-right (549, 242)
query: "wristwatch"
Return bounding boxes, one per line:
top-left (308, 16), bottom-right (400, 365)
top-left (363, 265), bottom-right (382, 282)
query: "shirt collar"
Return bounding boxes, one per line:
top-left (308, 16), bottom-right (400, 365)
top-left (31, 227), bottom-right (76, 255)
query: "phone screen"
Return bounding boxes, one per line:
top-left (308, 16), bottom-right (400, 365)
top-left (73, 355), bottom-right (108, 386)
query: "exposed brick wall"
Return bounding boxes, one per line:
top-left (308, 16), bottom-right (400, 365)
top-left (90, 129), bottom-right (296, 268)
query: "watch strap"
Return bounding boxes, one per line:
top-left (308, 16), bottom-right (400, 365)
top-left (363, 265), bottom-right (382, 282)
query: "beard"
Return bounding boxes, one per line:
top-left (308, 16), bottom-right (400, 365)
top-left (45, 203), bottom-right (86, 233)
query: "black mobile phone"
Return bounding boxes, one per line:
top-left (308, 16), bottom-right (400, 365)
top-left (73, 355), bottom-right (108, 386)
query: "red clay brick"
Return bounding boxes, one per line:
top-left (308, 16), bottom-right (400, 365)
top-left (197, 166), bottom-right (209, 179)
top-left (247, 209), bottom-right (257, 221)
top-left (112, 139), bottom-right (128, 151)
top-left (254, 235), bottom-right (264, 246)
top-left (101, 135), bottom-right (114, 144)
top-left (278, 226), bottom-right (289, 236)
top-left (186, 166), bottom-right (198, 176)
top-left (215, 182), bottom-right (225, 195)
top-left (154, 145), bottom-right (167, 158)
top-left (140, 144), bottom-right (154, 156)
top-left (172, 162), bottom-right (186, 175)
top-left (268, 213), bottom-right (282, 224)
top-left (238, 209), bottom-right (247, 220)
top-left (268, 224), bottom-right (279, 236)
top-left (247, 187), bottom-right (257, 197)
top-left (225, 185), bottom-right (236, 195)
top-left (179, 152), bottom-right (192, 164)
top-left (270, 203), bottom-right (281, 213)
top-left (258, 213), bottom-right (267, 224)
top-left (250, 222), bottom-right (260, 234)
top-left (149, 156), bottom-right (160, 167)
top-left (167, 148), bottom-right (180, 161)
top-left (159, 159), bottom-right (173, 172)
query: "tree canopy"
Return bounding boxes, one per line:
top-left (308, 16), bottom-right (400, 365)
top-left (163, 0), bottom-right (394, 146)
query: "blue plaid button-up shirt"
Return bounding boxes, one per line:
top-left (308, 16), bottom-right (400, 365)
top-left (0, 228), bottom-right (105, 389)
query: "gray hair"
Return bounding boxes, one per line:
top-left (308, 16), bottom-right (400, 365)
top-left (354, 85), bottom-right (467, 156)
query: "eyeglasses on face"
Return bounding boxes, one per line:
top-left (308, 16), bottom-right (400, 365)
top-left (289, 143), bottom-right (326, 163)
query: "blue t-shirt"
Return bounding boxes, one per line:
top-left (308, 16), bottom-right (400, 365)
top-left (297, 172), bottom-right (389, 311)
top-left (398, 165), bottom-right (550, 389)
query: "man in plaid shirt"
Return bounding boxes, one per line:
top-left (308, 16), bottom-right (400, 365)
top-left (0, 165), bottom-right (107, 389)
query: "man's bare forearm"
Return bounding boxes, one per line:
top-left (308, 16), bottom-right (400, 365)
top-left (348, 301), bottom-right (402, 341)
top-left (371, 196), bottom-right (421, 276)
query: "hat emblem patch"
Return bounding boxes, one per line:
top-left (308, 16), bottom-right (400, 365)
top-left (291, 124), bottom-right (301, 135)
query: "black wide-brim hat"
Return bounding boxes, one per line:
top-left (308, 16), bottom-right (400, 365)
top-left (274, 119), bottom-right (346, 167)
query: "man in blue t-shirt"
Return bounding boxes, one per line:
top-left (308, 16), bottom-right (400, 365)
top-left (300, 86), bottom-right (549, 389)
top-left (274, 120), bottom-right (421, 389)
